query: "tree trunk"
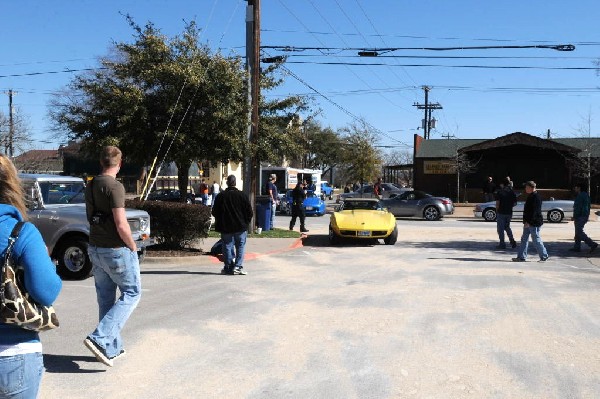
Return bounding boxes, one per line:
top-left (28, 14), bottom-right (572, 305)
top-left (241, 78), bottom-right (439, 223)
top-left (175, 160), bottom-right (192, 203)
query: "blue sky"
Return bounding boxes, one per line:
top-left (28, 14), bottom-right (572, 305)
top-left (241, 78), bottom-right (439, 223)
top-left (2, 1), bottom-right (599, 153)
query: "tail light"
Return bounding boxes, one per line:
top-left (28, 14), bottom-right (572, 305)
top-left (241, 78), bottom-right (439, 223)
top-left (441, 199), bottom-right (452, 205)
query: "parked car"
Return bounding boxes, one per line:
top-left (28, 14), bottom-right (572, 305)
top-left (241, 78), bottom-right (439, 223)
top-left (20, 174), bottom-right (154, 280)
top-left (146, 188), bottom-right (195, 204)
top-left (381, 190), bottom-right (454, 221)
top-left (329, 198), bottom-right (398, 245)
top-left (282, 190), bottom-right (326, 216)
top-left (336, 183), bottom-right (412, 203)
top-left (473, 197), bottom-right (574, 223)
top-left (320, 181), bottom-right (334, 200)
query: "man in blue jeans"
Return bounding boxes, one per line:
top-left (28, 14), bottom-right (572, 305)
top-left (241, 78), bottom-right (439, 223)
top-left (513, 180), bottom-right (549, 262)
top-left (494, 177), bottom-right (517, 249)
top-left (84, 146), bottom-right (141, 367)
top-left (569, 183), bottom-right (598, 253)
top-left (212, 175), bottom-right (253, 275)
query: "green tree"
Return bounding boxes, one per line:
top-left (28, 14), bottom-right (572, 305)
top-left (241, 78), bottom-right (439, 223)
top-left (50, 18), bottom-right (248, 198)
top-left (304, 120), bottom-right (343, 173)
top-left (338, 120), bottom-right (383, 185)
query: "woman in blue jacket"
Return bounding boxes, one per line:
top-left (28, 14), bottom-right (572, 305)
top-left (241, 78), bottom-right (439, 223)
top-left (0, 155), bottom-right (62, 399)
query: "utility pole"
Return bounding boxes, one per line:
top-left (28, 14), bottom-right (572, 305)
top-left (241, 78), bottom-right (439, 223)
top-left (245, 0), bottom-right (260, 230)
top-left (5, 89), bottom-right (16, 157)
top-left (413, 86), bottom-right (442, 139)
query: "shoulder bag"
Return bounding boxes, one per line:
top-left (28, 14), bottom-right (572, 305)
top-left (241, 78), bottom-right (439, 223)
top-left (0, 222), bottom-right (59, 332)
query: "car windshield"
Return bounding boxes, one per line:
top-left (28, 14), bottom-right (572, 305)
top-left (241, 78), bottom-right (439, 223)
top-left (39, 181), bottom-right (86, 204)
top-left (306, 191), bottom-right (317, 198)
top-left (343, 201), bottom-right (381, 211)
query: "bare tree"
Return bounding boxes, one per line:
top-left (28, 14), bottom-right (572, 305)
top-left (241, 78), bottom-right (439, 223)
top-left (0, 107), bottom-right (33, 156)
top-left (383, 149), bottom-right (413, 187)
top-left (566, 111), bottom-right (600, 193)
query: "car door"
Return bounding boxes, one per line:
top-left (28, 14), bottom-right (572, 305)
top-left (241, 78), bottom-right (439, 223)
top-left (386, 191), bottom-right (413, 216)
top-left (360, 185), bottom-right (374, 198)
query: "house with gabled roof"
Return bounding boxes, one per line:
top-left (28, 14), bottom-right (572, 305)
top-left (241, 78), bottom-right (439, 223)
top-left (413, 132), bottom-right (600, 202)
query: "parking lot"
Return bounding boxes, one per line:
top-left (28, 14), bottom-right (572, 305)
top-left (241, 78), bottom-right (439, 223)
top-left (39, 209), bottom-right (600, 399)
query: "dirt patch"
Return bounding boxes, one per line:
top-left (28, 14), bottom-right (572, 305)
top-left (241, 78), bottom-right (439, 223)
top-left (146, 244), bottom-right (204, 257)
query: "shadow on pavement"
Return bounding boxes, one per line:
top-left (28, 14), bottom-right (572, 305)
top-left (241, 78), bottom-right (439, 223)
top-left (303, 234), bottom-right (383, 248)
top-left (141, 270), bottom-right (221, 276)
top-left (43, 354), bottom-right (106, 374)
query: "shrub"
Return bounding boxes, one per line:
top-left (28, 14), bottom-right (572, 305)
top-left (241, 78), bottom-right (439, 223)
top-left (126, 199), bottom-right (212, 249)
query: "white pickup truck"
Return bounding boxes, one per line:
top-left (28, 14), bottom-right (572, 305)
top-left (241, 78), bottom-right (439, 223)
top-left (20, 174), bottom-right (153, 280)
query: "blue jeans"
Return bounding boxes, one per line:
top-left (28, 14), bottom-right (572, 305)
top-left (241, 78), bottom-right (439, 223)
top-left (88, 246), bottom-right (141, 358)
top-left (221, 231), bottom-right (247, 271)
top-left (574, 216), bottom-right (595, 250)
top-left (517, 225), bottom-right (548, 260)
top-left (0, 353), bottom-right (43, 399)
top-left (496, 213), bottom-right (514, 245)
top-left (270, 201), bottom-right (277, 229)
top-left (202, 194), bottom-right (209, 206)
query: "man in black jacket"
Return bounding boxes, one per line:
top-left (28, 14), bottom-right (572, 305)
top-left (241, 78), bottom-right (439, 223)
top-left (289, 181), bottom-right (309, 233)
top-left (212, 175), bottom-right (253, 275)
top-left (512, 181), bottom-right (549, 262)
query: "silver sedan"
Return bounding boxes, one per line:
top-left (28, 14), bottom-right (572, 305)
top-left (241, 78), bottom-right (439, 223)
top-left (380, 190), bottom-right (455, 221)
top-left (473, 199), bottom-right (574, 222)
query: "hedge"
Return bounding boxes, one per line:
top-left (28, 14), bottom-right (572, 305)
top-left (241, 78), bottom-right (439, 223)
top-left (126, 199), bottom-right (212, 249)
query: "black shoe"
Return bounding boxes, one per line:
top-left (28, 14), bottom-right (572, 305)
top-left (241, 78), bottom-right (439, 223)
top-left (300, 227), bottom-right (309, 233)
top-left (590, 243), bottom-right (598, 253)
top-left (220, 268), bottom-right (234, 275)
top-left (511, 257), bottom-right (526, 262)
top-left (538, 256), bottom-right (549, 262)
top-left (84, 337), bottom-right (113, 367)
top-left (510, 240), bottom-right (517, 248)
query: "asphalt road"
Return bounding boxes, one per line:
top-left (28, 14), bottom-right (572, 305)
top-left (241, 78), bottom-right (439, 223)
top-left (39, 214), bottom-right (600, 399)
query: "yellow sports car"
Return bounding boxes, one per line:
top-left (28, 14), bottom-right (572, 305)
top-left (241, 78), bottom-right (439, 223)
top-left (329, 198), bottom-right (398, 245)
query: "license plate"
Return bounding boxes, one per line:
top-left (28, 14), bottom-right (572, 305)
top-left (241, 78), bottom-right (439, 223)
top-left (305, 206), bottom-right (313, 210)
top-left (357, 230), bottom-right (370, 236)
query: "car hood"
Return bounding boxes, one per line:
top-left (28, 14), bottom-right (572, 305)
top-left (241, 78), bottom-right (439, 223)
top-left (334, 210), bottom-right (393, 228)
top-left (43, 203), bottom-right (149, 218)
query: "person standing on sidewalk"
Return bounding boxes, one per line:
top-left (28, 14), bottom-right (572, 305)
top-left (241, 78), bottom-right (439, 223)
top-left (212, 175), bottom-right (253, 275)
top-left (289, 181), bottom-right (309, 233)
top-left (266, 174), bottom-right (278, 230)
top-left (513, 181), bottom-right (549, 262)
top-left (84, 146), bottom-right (141, 367)
top-left (482, 176), bottom-right (496, 202)
top-left (569, 183), bottom-right (598, 253)
top-left (494, 177), bottom-right (517, 249)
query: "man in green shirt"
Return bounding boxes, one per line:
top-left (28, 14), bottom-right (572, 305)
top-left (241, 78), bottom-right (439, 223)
top-left (570, 183), bottom-right (598, 253)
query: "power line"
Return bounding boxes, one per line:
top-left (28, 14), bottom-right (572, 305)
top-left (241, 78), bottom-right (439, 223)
top-left (280, 60), bottom-right (597, 70)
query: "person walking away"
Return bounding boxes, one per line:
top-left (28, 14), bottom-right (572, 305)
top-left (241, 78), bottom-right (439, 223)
top-left (289, 181), bottom-right (309, 233)
top-left (494, 177), bottom-right (517, 249)
top-left (84, 146), bottom-right (141, 367)
top-left (211, 180), bottom-right (220, 207)
top-left (199, 179), bottom-right (209, 205)
top-left (211, 175), bottom-right (253, 275)
top-left (0, 154), bottom-right (62, 398)
top-left (569, 183), bottom-right (598, 253)
top-left (374, 177), bottom-right (384, 199)
top-left (266, 174), bottom-right (278, 229)
top-left (512, 181), bottom-right (548, 262)
top-left (482, 176), bottom-right (496, 202)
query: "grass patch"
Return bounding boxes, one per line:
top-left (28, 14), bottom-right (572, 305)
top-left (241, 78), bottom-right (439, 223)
top-left (208, 228), bottom-right (301, 238)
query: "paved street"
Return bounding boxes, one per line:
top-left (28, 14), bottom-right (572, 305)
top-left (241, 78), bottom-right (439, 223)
top-left (39, 212), bottom-right (600, 398)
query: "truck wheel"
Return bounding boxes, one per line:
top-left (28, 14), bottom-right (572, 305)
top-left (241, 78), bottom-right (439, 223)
top-left (56, 237), bottom-right (92, 280)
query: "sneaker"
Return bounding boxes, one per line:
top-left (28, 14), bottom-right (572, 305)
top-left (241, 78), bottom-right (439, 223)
top-left (568, 247), bottom-right (581, 252)
top-left (538, 256), bottom-right (549, 262)
top-left (110, 349), bottom-right (126, 361)
top-left (84, 337), bottom-right (113, 367)
top-left (590, 243), bottom-right (598, 253)
top-left (234, 267), bottom-right (247, 275)
top-left (510, 241), bottom-right (517, 248)
top-left (511, 257), bottom-right (526, 262)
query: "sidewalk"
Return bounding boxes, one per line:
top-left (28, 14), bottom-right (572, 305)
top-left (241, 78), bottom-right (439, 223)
top-left (144, 235), bottom-right (304, 265)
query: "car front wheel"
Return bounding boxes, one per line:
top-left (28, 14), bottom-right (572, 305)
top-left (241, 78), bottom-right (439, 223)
top-left (423, 206), bottom-right (441, 221)
top-left (328, 225), bottom-right (340, 245)
top-left (547, 209), bottom-right (564, 223)
top-left (483, 208), bottom-right (497, 222)
top-left (384, 225), bottom-right (398, 245)
top-left (55, 237), bottom-right (92, 280)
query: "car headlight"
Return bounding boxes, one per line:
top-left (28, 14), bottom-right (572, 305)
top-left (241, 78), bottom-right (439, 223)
top-left (140, 217), bottom-right (149, 232)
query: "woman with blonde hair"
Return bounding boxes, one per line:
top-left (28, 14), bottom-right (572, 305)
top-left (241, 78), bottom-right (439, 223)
top-left (0, 154), bottom-right (62, 399)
